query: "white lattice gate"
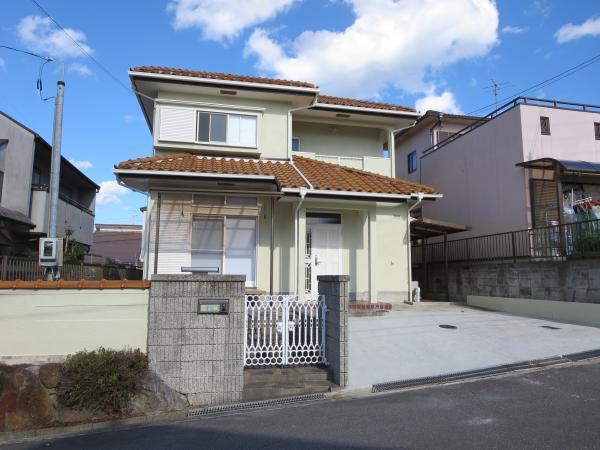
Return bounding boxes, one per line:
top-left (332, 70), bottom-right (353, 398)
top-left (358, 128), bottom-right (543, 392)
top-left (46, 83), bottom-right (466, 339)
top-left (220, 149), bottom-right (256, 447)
top-left (244, 295), bottom-right (327, 366)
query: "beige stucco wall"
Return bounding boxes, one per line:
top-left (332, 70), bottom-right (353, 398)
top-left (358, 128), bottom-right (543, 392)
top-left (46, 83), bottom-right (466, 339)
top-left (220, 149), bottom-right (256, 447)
top-left (0, 289), bottom-right (149, 357)
top-left (154, 91), bottom-right (291, 159)
top-left (144, 193), bottom-right (411, 303)
top-left (468, 295), bottom-right (600, 329)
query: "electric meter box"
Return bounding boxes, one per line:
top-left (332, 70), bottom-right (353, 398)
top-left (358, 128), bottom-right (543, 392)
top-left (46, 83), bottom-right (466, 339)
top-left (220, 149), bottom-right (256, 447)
top-left (39, 238), bottom-right (64, 267)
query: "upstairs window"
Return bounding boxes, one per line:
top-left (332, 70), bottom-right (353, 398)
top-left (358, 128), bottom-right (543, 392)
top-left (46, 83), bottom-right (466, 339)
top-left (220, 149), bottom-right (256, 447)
top-left (408, 151), bottom-right (417, 174)
top-left (436, 130), bottom-right (456, 144)
top-left (540, 116), bottom-right (551, 135)
top-left (197, 111), bottom-right (257, 147)
top-left (595, 122), bottom-right (600, 140)
top-left (292, 137), bottom-right (300, 152)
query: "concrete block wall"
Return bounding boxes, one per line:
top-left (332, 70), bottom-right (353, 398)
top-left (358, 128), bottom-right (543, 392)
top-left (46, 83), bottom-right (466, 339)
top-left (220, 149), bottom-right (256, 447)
top-left (318, 275), bottom-right (349, 387)
top-left (148, 274), bottom-right (245, 406)
top-left (418, 259), bottom-right (600, 303)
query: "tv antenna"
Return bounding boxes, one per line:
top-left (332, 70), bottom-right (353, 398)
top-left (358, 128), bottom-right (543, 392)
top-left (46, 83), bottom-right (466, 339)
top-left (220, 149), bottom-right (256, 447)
top-left (483, 79), bottom-right (512, 110)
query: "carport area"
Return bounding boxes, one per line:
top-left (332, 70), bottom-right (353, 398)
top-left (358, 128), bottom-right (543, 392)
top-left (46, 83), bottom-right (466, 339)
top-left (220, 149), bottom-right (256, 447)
top-left (348, 303), bottom-right (600, 389)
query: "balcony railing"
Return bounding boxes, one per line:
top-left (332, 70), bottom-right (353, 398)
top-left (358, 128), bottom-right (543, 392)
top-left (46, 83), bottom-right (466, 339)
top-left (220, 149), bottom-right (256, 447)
top-left (295, 152), bottom-right (392, 177)
top-left (412, 219), bottom-right (600, 266)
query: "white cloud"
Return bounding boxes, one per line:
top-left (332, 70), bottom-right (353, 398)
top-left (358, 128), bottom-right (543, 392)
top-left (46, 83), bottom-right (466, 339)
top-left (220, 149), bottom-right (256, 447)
top-left (17, 15), bottom-right (93, 58)
top-left (502, 25), bottom-right (528, 34)
top-left (97, 180), bottom-right (129, 205)
top-left (167, 0), bottom-right (297, 42)
top-left (67, 62), bottom-right (92, 76)
top-left (555, 17), bottom-right (600, 44)
top-left (0, 57), bottom-right (5, 72)
top-left (123, 114), bottom-right (139, 124)
top-left (244, 0), bottom-right (498, 98)
top-left (415, 90), bottom-right (462, 114)
top-left (69, 159), bottom-right (93, 170)
top-left (525, 0), bottom-right (550, 19)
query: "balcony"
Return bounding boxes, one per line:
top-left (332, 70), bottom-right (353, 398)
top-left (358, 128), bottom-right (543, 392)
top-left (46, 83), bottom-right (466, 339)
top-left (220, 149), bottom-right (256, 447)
top-left (30, 188), bottom-right (95, 246)
top-left (295, 152), bottom-right (392, 177)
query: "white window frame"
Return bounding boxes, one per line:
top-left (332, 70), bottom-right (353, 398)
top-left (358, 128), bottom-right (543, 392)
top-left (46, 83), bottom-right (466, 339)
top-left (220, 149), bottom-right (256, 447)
top-left (190, 213), bottom-right (258, 288)
top-left (196, 110), bottom-right (258, 149)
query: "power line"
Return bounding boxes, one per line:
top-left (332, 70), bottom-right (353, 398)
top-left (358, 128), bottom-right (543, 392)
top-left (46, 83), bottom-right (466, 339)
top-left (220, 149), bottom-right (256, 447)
top-left (0, 44), bottom-right (52, 61)
top-left (29, 0), bottom-right (155, 103)
top-left (468, 52), bottom-right (600, 115)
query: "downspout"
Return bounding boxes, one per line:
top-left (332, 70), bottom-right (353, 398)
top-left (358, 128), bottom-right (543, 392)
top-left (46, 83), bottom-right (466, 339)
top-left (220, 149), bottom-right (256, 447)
top-left (153, 192), bottom-right (162, 276)
top-left (293, 188), bottom-right (308, 295)
top-left (406, 193), bottom-right (424, 304)
top-left (269, 196), bottom-right (275, 295)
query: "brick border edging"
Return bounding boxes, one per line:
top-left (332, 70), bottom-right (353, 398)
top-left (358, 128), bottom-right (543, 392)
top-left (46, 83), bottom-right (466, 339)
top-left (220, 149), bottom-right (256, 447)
top-left (0, 279), bottom-right (151, 290)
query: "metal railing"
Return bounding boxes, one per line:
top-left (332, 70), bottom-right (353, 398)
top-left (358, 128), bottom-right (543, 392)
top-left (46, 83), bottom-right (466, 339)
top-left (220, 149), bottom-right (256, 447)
top-left (412, 219), bottom-right (600, 266)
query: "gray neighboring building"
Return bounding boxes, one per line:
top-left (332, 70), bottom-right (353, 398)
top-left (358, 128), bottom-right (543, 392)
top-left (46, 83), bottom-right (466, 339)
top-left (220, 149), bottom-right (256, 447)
top-left (0, 111), bottom-right (99, 253)
top-left (395, 98), bottom-right (600, 238)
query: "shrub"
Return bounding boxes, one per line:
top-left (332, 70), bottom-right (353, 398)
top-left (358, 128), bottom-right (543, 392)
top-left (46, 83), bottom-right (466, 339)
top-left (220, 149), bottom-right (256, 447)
top-left (58, 348), bottom-right (148, 415)
top-left (572, 229), bottom-right (600, 254)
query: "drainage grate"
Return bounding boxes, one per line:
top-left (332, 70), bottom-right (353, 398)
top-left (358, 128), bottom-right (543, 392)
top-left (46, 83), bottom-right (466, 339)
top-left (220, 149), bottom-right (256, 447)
top-left (187, 393), bottom-right (327, 418)
top-left (439, 324), bottom-right (457, 329)
top-left (540, 325), bottom-right (561, 330)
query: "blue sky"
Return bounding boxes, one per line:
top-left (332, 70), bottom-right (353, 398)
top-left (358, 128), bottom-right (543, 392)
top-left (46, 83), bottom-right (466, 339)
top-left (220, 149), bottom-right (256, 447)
top-left (1, 0), bottom-right (599, 224)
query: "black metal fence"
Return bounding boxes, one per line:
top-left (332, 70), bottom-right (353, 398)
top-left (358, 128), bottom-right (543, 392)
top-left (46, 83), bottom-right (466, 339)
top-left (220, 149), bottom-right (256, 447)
top-left (412, 219), bottom-right (600, 266)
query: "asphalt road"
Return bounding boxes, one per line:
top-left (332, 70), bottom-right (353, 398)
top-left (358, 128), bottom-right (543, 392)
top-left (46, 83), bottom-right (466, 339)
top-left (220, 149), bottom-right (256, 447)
top-left (7, 360), bottom-right (600, 449)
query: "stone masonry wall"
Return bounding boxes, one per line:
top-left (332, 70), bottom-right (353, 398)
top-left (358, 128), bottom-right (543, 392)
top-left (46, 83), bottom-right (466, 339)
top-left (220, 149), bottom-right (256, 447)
top-left (418, 259), bottom-right (600, 303)
top-left (318, 275), bottom-right (349, 387)
top-left (148, 274), bottom-right (245, 406)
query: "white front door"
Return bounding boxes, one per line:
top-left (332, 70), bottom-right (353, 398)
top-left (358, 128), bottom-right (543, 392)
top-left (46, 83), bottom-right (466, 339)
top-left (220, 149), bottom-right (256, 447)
top-left (307, 224), bottom-right (342, 295)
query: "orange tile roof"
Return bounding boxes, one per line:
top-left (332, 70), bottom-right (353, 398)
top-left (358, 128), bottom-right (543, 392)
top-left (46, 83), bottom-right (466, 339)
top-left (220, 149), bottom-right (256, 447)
top-left (316, 95), bottom-right (416, 113)
top-left (293, 156), bottom-right (437, 195)
top-left (131, 66), bottom-right (316, 89)
top-left (116, 153), bottom-right (307, 189)
top-left (116, 153), bottom-right (438, 196)
top-left (131, 67), bottom-right (415, 112)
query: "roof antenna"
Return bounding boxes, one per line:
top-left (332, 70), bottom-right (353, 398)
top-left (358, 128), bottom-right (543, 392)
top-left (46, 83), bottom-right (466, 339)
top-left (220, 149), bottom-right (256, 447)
top-left (483, 79), bottom-right (512, 111)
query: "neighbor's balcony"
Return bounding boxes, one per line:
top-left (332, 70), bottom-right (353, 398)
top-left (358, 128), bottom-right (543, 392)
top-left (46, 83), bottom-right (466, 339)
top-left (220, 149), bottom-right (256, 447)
top-left (296, 152), bottom-right (392, 177)
top-left (30, 187), bottom-right (95, 246)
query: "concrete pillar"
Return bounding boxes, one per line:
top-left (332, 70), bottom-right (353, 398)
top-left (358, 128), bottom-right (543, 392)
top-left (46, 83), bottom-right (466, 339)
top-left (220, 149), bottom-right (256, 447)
top-left (147, 274), bottom-right (246, 406)
top-left (318, 275), bottom-right (349, 387)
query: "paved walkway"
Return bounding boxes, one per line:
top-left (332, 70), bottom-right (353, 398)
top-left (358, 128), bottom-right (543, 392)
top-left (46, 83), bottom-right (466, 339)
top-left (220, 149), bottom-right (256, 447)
top-left (349, 302), bottom-right (600, 388)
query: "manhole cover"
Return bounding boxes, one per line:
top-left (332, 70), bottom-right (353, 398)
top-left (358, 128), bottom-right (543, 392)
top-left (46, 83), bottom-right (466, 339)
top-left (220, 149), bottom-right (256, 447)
top-left (540, 325), bottom-right (561, 330)
top-left (439, 324), bottom-right (457, 329)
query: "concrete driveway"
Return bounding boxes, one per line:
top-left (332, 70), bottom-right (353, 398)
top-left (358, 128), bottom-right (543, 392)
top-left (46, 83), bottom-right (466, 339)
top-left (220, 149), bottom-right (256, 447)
top-left (349, 303), bottom-right (600, 389)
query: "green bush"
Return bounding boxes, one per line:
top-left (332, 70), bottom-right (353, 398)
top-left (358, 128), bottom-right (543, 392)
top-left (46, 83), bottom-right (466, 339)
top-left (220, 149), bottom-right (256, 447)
top-left (58, 348), bottom-right (148, 415)
top-left (572, 229), bottom-right (600, 254)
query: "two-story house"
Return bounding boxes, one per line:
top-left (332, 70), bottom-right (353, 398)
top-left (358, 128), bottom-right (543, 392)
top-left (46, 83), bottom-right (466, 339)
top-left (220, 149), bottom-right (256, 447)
top-left (395, 98), bottom-right (600, 238)
top-left (0, 111), bottom-right (98, 254)
top-left (114, 67), bottom-right (439, 303)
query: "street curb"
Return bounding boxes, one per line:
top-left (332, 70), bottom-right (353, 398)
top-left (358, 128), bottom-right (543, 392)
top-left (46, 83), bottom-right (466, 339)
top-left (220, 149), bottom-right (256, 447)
top-left (0, 410), bottom-right (188, 446)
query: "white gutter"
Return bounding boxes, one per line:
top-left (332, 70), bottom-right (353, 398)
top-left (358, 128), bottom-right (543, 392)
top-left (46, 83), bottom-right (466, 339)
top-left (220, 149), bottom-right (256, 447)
top-left (129, 71), bottom-right (320, 95)
top-left (406, 193), bottom-right (425, 304)
top-left (293, 188), bottom-right (308, 295)
top-left (114, 168), bottom-right (276, 181)
top-left (312, 102), bottom-right (421, 118)
top-left (281, 187), bottom-right (441, 200)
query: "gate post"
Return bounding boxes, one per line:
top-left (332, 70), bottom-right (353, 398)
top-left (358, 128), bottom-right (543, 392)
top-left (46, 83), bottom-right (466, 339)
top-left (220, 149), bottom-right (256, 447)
top-left (147, 274), bottom-right (245, 406)
top-left (318, 275), bottom-right (349, 387)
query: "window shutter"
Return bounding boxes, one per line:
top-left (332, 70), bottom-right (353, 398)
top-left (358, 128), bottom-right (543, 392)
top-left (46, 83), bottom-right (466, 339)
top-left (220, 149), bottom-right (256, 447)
top-left (159, 107), bottom-right (196, 142)
top-left (530, 179), bottom-right (558, 227)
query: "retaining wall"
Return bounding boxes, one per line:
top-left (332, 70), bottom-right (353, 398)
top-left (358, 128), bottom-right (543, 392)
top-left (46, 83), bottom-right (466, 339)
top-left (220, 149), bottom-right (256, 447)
top-left (417, 259), bottom-right (600, 303)
top-left (0, 285), bottom-right (149, 360)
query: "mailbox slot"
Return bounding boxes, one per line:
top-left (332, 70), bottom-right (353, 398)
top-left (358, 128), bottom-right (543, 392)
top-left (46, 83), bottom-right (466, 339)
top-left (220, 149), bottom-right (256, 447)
top-left (197, 298), bottom-right (229, 315)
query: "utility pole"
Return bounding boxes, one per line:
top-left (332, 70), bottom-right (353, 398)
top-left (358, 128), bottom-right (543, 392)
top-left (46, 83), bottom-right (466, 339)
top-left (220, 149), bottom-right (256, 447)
top-left (46, 63), bottom-right (65, 280)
